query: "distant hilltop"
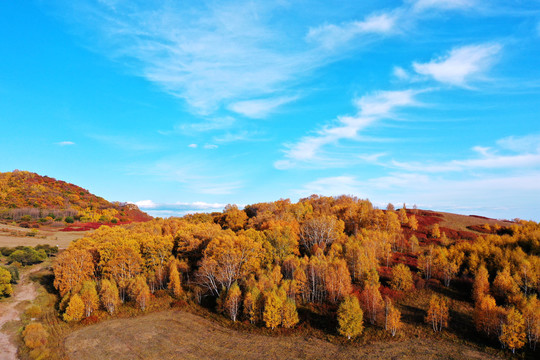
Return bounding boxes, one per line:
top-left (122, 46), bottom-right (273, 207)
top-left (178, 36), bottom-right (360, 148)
top-left (0, 170), bottom-right (152, 224)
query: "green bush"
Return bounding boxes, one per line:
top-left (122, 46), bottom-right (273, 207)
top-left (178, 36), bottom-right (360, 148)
top-left (8, 248), bottom-right (47, 266)
top-left (2, 266), bottom-right (19, 283)
top-left (35, 244), bottom-right (58, 256)
top-left (64, 216), bottom-right (74, 224)
top-left (0, 247), bottom-right (16, 257)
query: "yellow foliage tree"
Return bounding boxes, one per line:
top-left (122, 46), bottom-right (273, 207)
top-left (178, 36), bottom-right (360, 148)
top-left (168, 259), bottom-right (183, 298)
top-left (63, 294), bottom-right (84, 322)
top-left (243, 286), bottom-right (262, 324)
top-left (473, 294), bottom-right (500, 337)
top-left (523, 295), bottom-right (540, 350)
top-left (408, 215), bottom-right (418, 231)
top-left (473, 265), bottom-right (490, 304)
top-left (430, 224), bottom-right (441, 239)
top-left (0, 267), bottom-right (13, 297)
top-left (398, 208), bottom-right (408, 225)
top-left (337, 295), bottom-right (364, 339)
top-left (500, 307), bottom-right (526, 354)
top-left (493, 267), bottom-right (519, 303)
top-left (225, 282), bottom-right (242, 322)
top-left (130, 275), bottom-right (151, 311)
top-left (385, 299), bottom-right (402, 337)
top-left (79, 280), bottom-right (99, 317)
top-left (409, 235), bottom-right (419, 253)
top-left (104, 246), bottom-right (143, 302)
top-left (281, 298), bottom-right (299, 328)
top-left (390, 263), bottom-right (414, 292)
top-left (263, 290), bottom-right (283, 330)
top-left (100, 279), bottom-right (120, 315)
top-left (222, 204), bottom-right (248, 231)
top-left (22, 322), bottom-right (47, 349)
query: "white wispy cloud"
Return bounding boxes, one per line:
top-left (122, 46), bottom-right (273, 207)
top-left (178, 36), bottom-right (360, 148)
top-left (58, 1), bottom-right (320, 116)
top-left (213, 130), bottom-right (264, 143)
top-left (413, 43), bottom-right (502, 86)
top-left (165, 117), bottom-right (236, 134)
top-left (228, 96), bottom-right (298, 118)
top-left (56, 141), bottom-right (75, 146)
top-left (276, 89), bottom-right (421, 168)
top-left (393, 66), bottom-right (410, 80)
top-left (391, 134), bottom-right (540, 173)
top-left (392, 153), bottom-right (540, 172)
top-left (497, 134), bottom-right (540, 153)
top-left (188, 144), bottom-right (198, 148)
top-left (203, 144), bottom-right (218, 149)
top-left (306, 12), bottom-right (399, 49)
top-left (411, 0), bottom-right (477, 12)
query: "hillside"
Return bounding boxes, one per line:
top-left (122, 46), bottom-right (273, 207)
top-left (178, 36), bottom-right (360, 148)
top-left (0, 170), bottom-right (151, 224)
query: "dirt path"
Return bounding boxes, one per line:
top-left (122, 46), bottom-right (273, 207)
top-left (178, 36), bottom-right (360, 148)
top-left (0, 266), bottom-right (40, 360)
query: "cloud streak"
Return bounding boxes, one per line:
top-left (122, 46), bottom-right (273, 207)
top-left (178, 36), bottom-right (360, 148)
top-left (306, 12), bottom-right (399, 49)
top-left (276, 89), bottom-right (421, 169)
top-left (58, 1), bottom-right (322, 116)
top-left (411, 0), bottom-right (478, 12)
top-left (228, 96), bottom-right (298, 119)
top-left (413, 43), bottom-right (502, 86)
top-left (391, 134), bottom-right (540, 172)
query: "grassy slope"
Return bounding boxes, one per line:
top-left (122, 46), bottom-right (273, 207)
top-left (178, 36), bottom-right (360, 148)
top-left (0, 223), bottom-right (88, 249)
top-left (429, 210), bottom-right (514, 233)
top-left (64, 310), bottom-right (501, 360)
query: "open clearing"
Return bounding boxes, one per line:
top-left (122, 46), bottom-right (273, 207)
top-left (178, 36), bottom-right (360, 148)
top-left (65, 310), bottom-right (502, 360)
top-left (0, 223), bottom-right (87, 249)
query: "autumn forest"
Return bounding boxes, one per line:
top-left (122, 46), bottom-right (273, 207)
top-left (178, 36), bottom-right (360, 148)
top-left (1, 172), bottom-right (539, 359)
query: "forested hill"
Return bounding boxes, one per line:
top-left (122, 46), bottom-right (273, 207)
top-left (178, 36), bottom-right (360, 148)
top-left (0, 170), bottom-right (151, 223)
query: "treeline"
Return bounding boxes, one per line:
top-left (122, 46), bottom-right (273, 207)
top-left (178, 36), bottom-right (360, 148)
top-left (51, 196), bottom-right (539, 353)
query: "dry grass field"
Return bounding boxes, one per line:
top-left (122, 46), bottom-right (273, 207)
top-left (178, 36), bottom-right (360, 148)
top-left (429, 211), bottom-right (514, 233)
top-left (65, 310), bottom-right (502, 360)
top-left (0, 223), bottom-right (87, 249)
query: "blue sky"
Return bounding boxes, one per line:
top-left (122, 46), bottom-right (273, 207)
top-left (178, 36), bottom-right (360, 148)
top-left (1, 0), bottom-right (540, 220)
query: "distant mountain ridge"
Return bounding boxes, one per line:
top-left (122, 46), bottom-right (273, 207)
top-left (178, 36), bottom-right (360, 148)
top-left (0, 170), bottom-right (151, 223)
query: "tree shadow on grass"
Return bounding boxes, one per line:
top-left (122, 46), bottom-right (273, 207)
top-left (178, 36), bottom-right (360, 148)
top-left (400, 304), bottom-right (425, 324)
top-left (30, 270), bottom-right (56, 294)
top-left (298, 307), bottom-right (337, 335)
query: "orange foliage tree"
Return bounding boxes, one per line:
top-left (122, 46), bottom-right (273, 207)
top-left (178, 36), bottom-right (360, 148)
top-left (53, 249), bottom-right (94, 297)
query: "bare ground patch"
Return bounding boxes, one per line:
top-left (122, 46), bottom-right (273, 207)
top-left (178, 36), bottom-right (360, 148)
top-left (65, 311), bottom-right (502, 360)
top-left (0, 224), bottom-right (87, 249)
